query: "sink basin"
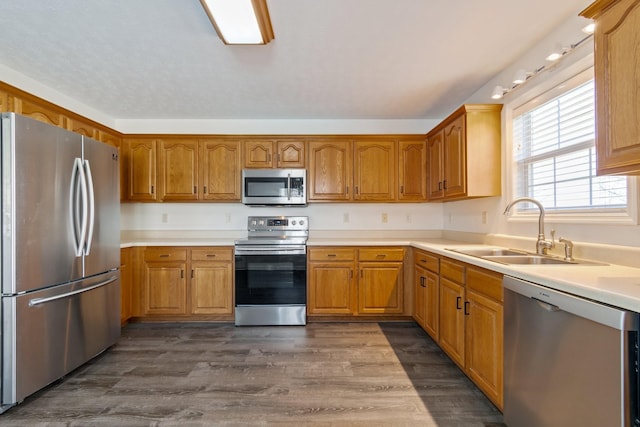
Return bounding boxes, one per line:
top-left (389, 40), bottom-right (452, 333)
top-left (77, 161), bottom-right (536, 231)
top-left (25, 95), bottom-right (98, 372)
top-left (482, 255), bottom-right (577, 265)
top-left (446, 248), bottom-right (529, 257)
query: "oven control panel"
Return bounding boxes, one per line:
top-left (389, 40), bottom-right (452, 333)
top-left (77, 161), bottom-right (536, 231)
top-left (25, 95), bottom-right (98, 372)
top-left (247, 216), bottom-right (308, 231)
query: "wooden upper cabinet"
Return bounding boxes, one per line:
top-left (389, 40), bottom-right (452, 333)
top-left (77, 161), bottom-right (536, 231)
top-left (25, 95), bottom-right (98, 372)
top-left (398, 139), bottom-right (427, 201)
top-left (157, 139), bottom-right (199, 201)
top-left (277, 140), bottom-right (305, 168)
top-left (581, 0), bottom-right (640, 175)
top-left (428, 131), bottom-right (445, 199)
top-left (243, 139), bottom-right (305, 168)
top-left (13, 97), bottom-right (65, 127)
top-left (124, 138), bottom-right (157, 201)
top-left (308, 139), bottom-right (353, 201)
top-left (68, 119), bottom-right (97, 139)
top-left (427, 104), bottom-right (502, 201)
top-left (200, 139), bottom-right (241, 200)
top-left (353, 140), bottom-right (396, 201)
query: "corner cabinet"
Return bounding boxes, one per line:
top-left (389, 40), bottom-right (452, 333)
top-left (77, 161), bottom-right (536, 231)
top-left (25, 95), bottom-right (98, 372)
top-left (427, 104), bottom-right (502, 201)
top-left (581, 0), bottom-right (640, 175)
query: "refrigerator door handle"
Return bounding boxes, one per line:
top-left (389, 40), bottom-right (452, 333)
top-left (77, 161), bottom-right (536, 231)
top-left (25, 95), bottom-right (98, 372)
top-left (28, 275), bottom-right (118, 307)
top-left (69, 157), bottom-right (88, 257)
top-left (83, 159), bottom-right (95, 255)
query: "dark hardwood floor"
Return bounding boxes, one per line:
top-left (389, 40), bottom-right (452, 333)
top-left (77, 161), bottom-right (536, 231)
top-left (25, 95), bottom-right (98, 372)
top-left (1, 322), bottom-right (505, 426)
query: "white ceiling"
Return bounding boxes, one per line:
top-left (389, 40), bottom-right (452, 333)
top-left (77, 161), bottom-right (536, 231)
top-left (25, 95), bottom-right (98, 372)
top-left (0, 0), bottom-right (591, 122)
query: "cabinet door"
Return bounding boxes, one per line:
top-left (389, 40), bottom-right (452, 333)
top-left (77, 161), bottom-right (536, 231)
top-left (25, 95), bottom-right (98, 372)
top-left (308, 262), bottom-right (356, 314)
top-left (125, 139), bottom-right (157, 201)
top-left (398, 139), bottom-right (427, 201)
top-left (308, 140), bottom-right (353, 200)
top-left (201, 139), bottom-right (241, 200)
top-left (428, 131), bottom-right (444, 200)
top-left (144, 262), bottom-right (187, 315)
top-left (465, 289), bottom-right (503, 409)
top-left (439, 277), bottom-right (465, 367)
top-left (14, 97), bottom-right (65, 127)
top-left (276, 140), bottom-right (305, 168)
top-left (244, 140), bottom-right (274, 168)
top-left (353, 140), bottom-right (396, 201)
top-left (190, 261), bottom-right (233, 315)
top-left (414, 265), bottom-right (428, 328)
top-left (358, 262), bottom-right (403, 314)
top-left (423, 269), bottom-right (440, 341)
top-left (589, 0), bottom-right (640, 175)
top-left (157, 139), bottom-right (199, 201)
top-left (120, 248), bottom-right (133, 324)
top-left (443, 115), bottom-right (466, 198)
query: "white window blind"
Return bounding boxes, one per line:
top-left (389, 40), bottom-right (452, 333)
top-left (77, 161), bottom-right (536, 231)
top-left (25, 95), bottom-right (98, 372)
top-left (512, 76), bottom-right (627, 213)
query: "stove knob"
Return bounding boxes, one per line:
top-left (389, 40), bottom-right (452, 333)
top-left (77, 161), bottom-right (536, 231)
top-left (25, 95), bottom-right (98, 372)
top-left (299, 220), bottom-right (305, 226)
top-left (292, 220), bottom-right (297, 225)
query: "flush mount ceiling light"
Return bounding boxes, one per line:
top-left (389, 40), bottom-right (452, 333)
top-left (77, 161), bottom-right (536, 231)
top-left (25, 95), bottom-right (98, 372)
top-left (200, 0), bottom-right (274, 45)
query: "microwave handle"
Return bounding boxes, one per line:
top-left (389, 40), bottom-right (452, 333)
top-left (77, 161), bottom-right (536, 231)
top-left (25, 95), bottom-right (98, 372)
top-left (287, 173), bottom-right (291, 200)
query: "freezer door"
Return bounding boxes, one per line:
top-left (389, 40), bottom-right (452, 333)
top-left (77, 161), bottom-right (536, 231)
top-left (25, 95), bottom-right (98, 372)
top-left (2, 113), bottom-right (83, 294)
top-left (82, 137), bottom-right (120, 277)
top-left (1, 272), bottom-right (120, 406)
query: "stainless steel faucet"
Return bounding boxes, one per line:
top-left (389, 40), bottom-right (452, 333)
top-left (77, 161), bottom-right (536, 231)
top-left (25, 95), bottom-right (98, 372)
top-left (503, 197), bottom-right (555, 255)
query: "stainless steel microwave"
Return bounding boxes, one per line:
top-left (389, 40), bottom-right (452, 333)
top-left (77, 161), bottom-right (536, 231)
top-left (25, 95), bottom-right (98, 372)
top-left (242, 169), bottom-right (307, 206)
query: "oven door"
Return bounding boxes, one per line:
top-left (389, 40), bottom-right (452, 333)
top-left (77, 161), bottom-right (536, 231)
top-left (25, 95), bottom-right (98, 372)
top-left (234, 249), bottom-right (307, 306)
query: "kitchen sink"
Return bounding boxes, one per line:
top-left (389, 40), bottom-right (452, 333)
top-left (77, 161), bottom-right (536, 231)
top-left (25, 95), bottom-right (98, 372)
top-left (482, 255), bottom-right (577, 265)
top-left (446, 248), bottom-right (528, 257)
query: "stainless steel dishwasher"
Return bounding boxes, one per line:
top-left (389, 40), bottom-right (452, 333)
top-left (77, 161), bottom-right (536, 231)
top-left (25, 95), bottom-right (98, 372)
top-left (503, 275), bottom-right (639, 427)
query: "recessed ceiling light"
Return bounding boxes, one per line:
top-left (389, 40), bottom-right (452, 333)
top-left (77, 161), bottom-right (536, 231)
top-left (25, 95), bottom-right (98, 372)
top-left (200, 0), bottom-right (274, 45)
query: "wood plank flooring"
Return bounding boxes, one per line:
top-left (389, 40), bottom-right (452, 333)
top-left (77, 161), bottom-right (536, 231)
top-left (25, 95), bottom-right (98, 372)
top-left (1, 322), bottom-right (505, 426)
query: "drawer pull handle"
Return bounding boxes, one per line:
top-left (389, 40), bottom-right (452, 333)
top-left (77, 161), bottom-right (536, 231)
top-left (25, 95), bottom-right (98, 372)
top-left (327, 254), bottom-right (337, 257)
top-left (206, 254), bottom-right (217, 257)
top-left (376, 254), bottom-right (386, 258)
top-left (456, 296), bottom-right (462, 310)
top-left (420, 259), bottom-right (427, 263)
top-left (159, 254), bottom-right (170, 258)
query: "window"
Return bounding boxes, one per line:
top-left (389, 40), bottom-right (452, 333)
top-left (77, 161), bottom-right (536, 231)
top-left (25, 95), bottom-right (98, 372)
top-left (512, 69), bottom-right (628, 215)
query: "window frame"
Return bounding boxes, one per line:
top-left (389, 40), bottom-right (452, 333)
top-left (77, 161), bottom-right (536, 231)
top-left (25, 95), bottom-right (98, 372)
top-left (504, 57), bottom-right (638, 226)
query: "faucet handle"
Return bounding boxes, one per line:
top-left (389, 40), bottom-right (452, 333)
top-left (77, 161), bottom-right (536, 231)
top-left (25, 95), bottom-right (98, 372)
top-left (549, 229), bottom-right (556, 249)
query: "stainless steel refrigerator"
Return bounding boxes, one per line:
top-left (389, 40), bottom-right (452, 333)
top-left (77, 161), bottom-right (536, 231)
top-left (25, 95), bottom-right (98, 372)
top-left (0, 112), bottom-right (121, 413)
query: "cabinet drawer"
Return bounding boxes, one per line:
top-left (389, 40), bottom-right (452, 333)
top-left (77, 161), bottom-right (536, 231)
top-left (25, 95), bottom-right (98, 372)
top-left (467, 266), bottom-right (503, 302)
top-left (441, 258), bottom-right (465, 284)
top-left (309, 248), bottom-right (356, 262)
top-left (144, 247), bottom-right (187, 262)
top-left (191, 247), bottom-right (233, 262)
top-left (414, 250), bottom-right (439, 273)
top-left (358, 248), bottom-right (404, 262)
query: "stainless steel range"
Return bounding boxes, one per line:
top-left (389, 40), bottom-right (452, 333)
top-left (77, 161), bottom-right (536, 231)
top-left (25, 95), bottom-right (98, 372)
top-left (234, 216), bottom-right (308, 326)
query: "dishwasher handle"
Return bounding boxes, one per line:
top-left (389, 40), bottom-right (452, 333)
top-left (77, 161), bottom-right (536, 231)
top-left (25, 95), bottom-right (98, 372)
top-left (503, 275), bottom-right (639, 331)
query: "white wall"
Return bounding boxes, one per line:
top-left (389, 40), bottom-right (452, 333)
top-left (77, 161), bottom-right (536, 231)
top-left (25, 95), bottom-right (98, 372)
top-left (121, 202), bottom-right (443, 233)
top-left (448, 13), bottom-right (640, 249)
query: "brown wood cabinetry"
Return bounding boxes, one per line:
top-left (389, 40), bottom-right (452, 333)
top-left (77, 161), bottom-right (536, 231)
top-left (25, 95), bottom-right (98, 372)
top-left (120, 247), bottom-right (134, 325)
top-left (434, 256), bottom-right (503, 409)
top-left (243, 139), bottom-right (305, 168)
top-left (140, 246), bottom-right (234, 319)
top-left (307, 247), bottom-right (404, 316)
top-left (353, 139), bottom-right (397, 201)
top-left (413, 249), bottom-right (439, 339)
top-left (307, 248), bottom-right (357, 314)
top-left (123, 138), bottom-right (158, 201)
top-left (399, 139), bottom-right (427, 201)
top-left (427, 104), bottom-right (502, 201)
top-left (307, 139), bottom-right (353, 201)
top-left (201, 139), bottom-right (242, 200)
top-left (157, 139), bottom-right (199, 201)
top-left (581, 0), bottom-right (640, 175)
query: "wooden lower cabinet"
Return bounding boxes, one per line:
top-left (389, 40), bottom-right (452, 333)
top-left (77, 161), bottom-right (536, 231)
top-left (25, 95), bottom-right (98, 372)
top-left (139, 246), bottom-right (233, 319)
top-left (414, 252), bottom-right (504, 410)
top-left (120, 247), bottom-right (134, 325)
top-left (307, 247), bottom-right (405, 316)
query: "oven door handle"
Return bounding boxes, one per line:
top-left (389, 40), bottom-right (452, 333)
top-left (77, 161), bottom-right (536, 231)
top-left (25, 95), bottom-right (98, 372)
top-left (235, 246), bottom-right (306, 256)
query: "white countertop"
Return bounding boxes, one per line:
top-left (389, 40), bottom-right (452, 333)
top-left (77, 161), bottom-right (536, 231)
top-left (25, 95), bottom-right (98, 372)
top-left (121, 232), bottom-right (640, 313)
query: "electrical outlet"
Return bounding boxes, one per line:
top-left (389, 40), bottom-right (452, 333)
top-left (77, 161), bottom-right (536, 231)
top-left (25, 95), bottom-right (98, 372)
top-left (161, 213), bottom-right (168, 223)
top-left (343, 213), bottom-right (350, 223)
top-left (381, 213), bottom-right (388, 223)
